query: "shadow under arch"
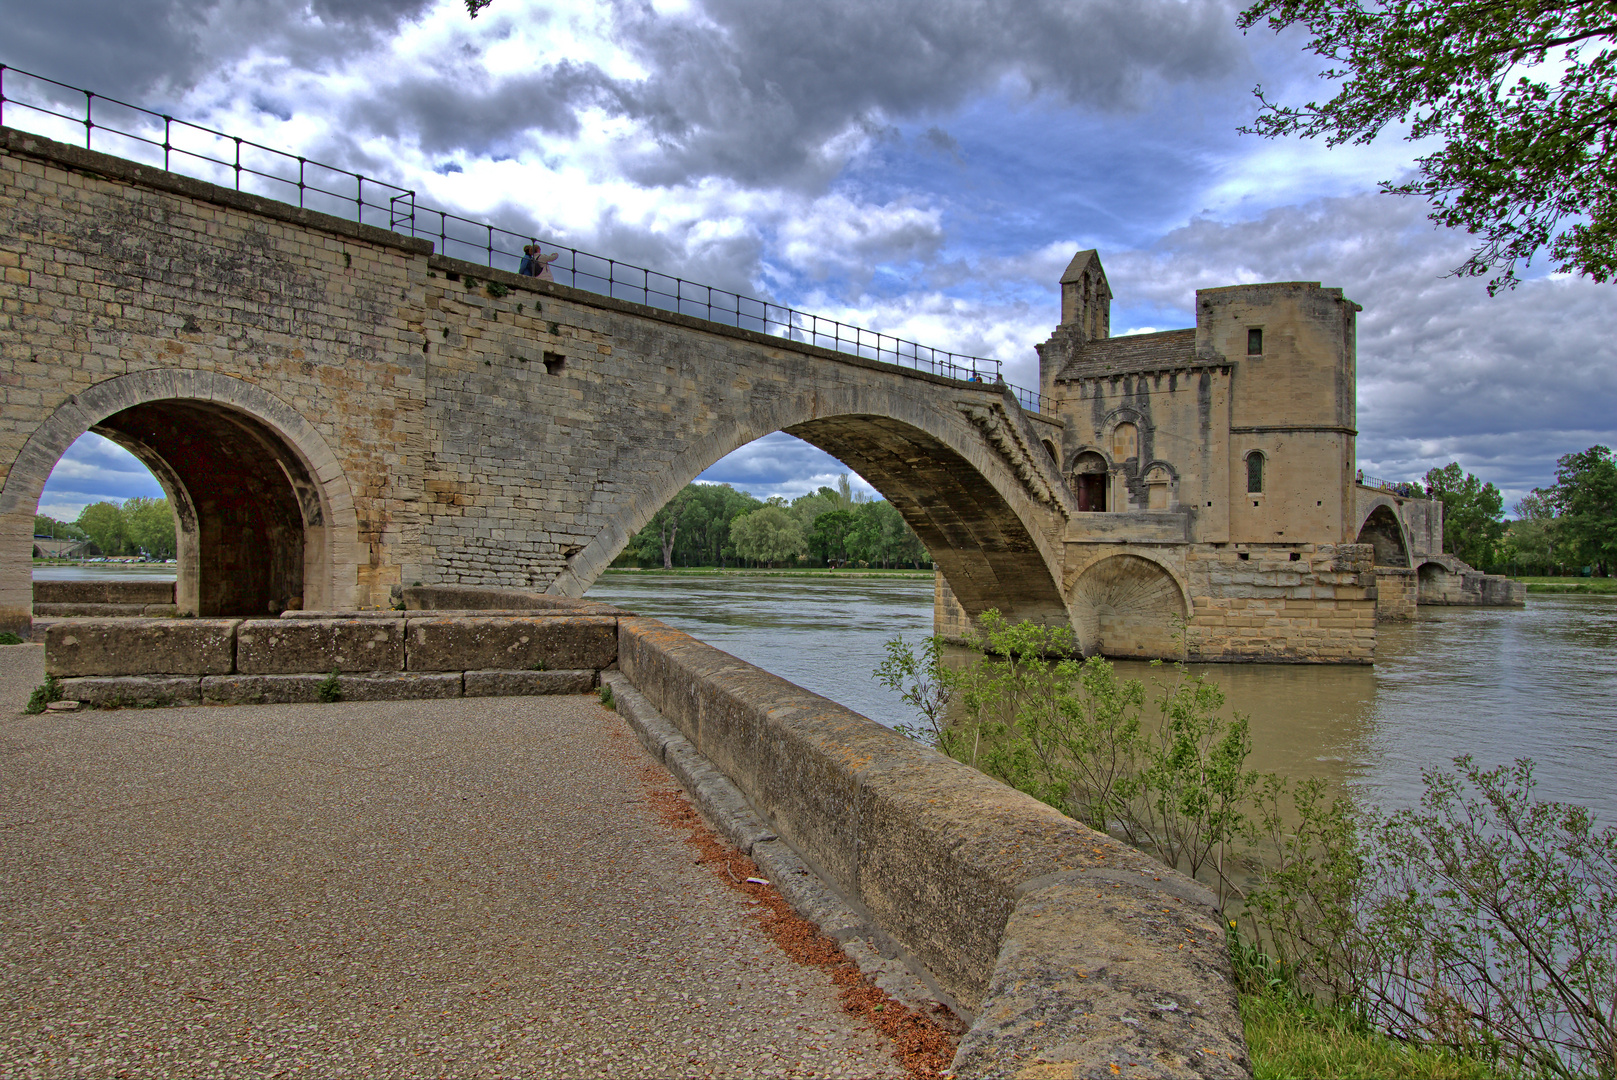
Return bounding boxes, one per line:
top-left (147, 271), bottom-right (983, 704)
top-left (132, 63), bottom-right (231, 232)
top-left (0, 371), bottom-right (359, 626)
top-left (552, 399), bottom-right (1070, 630)
top-left (1354, 497), bottom-right (1412, 568)
top-left (1068, 552), bottom-right (1190, 660)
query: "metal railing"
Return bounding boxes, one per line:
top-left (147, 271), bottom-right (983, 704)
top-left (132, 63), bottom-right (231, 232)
top-left (1357, 473), bottom-right (1424, 497)
top-left (0, 64), bottom-right (1043, 413)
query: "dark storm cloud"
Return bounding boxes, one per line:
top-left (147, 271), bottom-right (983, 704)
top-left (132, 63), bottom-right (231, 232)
top-left (347, 61), bottom-right (625, 152)
top-left (1105, 194), bottom-right (1617, 493)
top-left (2, 0), bottom-right (437, 99)
top-left (318, 0), bottom-right (1248, 190)
top-left (611, 0), bottom-right (1247, 187)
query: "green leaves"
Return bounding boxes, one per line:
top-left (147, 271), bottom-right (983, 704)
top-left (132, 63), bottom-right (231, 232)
top-left (1424, 462), bottom-right (1506, 568)
top-left (1549, 444), bottom-right (1617, 573)
top-left (1239, 0), bottom-right (1617, 290)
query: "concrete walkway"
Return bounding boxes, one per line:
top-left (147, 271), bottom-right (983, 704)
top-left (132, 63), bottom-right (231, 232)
top-left (0, 645), bottom-right (903, 1078)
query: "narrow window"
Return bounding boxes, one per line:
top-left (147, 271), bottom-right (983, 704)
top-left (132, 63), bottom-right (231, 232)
top-left (1248, 328), bottom-right (1263, 355)
top-left (1246, 452), bottom-right (1264, 494)
top-left (543, 351), bottom-right (566, 374)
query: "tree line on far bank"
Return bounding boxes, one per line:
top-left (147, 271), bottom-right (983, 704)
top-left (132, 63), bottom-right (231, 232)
top-left (1387, 447), bottom-right (1615, 577)
top-left (619, 476), bottom-right (932, 570)
top-left (34, 498), bottom-right (176, 560)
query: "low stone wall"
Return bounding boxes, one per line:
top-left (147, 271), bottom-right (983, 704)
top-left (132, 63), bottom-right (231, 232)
top-left (43, 613), bottom-right (616, 706)
top-left (33, 579), bottom-right (176, 618)
top-left (1373, 566), bottom-right (1417, 620)
top-left (615, 617), bottom-right (1246, 1078)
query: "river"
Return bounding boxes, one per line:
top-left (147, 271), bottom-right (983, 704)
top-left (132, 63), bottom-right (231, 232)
top-left (32, 565), bottom-right (1617, 821)
top-left (586, 570), bottom-right (1617, 822)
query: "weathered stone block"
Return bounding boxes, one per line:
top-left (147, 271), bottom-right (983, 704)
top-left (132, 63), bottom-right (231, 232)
top-left (46, 619), bottom-right (239, 677)
top-left (237, 618), bottom-right (404, 674)
top-left (201, 672), bottom-right (462, 704)
top-left (338, 672), bottom-right (462, 701)
top-left (405, 616), bottom-right (617, 672)
top-left (59, 675), bottom-right (201, 707)
top-left (463, 669), bottom-right (595, 696)
top-left (34, 580), bottom-right (175, 606)
top-left (33, 602), bottom-right (150, 617)
top-left (202, 674), bottom-right (325, 704)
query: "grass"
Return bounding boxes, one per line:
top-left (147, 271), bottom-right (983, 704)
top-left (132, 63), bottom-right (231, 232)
top-left (1242, 992), bottom-right (1500, 1080)
top-left (1513, 575), bottom-right (1617, 594)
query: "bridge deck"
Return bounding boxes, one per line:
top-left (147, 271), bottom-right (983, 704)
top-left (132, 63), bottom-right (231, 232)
top-left (0, 646), bottom-right (903, 1078)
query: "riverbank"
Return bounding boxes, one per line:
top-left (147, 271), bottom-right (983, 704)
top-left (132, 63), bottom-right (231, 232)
top-left (1514, 575), bottom-right (1616, 594)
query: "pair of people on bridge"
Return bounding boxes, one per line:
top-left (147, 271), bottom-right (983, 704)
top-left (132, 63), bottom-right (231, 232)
top-left (519, 244), bottom-right (559, 280)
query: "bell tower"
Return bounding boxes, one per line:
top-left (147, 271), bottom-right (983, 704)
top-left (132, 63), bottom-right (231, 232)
top-left (1060, 249), bottom-right (1111, 340)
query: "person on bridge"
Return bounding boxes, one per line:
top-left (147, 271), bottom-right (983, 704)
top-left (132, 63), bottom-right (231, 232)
top-left (520, 243), bottom-right (559, 281)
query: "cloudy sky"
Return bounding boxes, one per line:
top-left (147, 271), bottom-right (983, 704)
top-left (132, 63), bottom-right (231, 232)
top-left (9, 0), bottom-right (1614, 520)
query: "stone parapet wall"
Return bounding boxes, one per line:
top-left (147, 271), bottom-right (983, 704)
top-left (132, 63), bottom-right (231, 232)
top-left (1183, 543), bottom-right (1376, 663)
top-left (1373, 567), bottom-right (1418, 620)
top-left (615, 616), bottom-right (1246, 1077)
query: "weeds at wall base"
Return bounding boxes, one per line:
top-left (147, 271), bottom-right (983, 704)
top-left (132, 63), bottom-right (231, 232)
top-left (25, 674), bottom-right (61, 714)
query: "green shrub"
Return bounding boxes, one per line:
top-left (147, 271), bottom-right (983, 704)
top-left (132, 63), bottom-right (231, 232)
top-left (0, 631), bottom-right (24, 645)
top-left (485, 281), bottom-right (509, 298)
top-left (598, 683), bottom-right (614, 710)
top-left (882, 616), bottom-right (1617, 1077)
top-left (316, 670), bottom-right (342, 703)
top-left (25, 674), bottom-right (62, 714)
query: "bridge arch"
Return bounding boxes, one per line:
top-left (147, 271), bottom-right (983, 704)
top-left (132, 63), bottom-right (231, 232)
top-left (1354, 498), bottom-right (1412, 567)
top-left (0, 371), bottom-right (359, 622)
top-left (552, 386), bottom-right (1071, 629)
top-left (1065, 551), bottom-right (1190, 658)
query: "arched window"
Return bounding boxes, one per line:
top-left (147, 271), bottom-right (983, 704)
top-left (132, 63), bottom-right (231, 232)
top-left (1246, 452), bottom-right (1265, 494)
top-left (1112, 422), bottom-right (1138, 461)
top-left (1071, 450), bottom-right (1108, 512)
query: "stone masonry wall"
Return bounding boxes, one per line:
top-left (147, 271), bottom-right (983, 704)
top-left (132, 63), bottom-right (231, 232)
top-left (0, 129), bottom-right (1071, 634)
top-left (1374, 566), bottom-right (1417, 620)
top-left (1184, 543), bottom-right (1376, 663)
top-left (0, 129), bottom-right (432, 621)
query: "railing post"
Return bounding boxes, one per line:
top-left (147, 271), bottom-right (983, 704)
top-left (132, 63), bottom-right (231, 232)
top-left (84, 90), bottom-right (93, 150)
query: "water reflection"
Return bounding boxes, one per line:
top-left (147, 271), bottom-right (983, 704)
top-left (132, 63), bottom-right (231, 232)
top-left (590, 571), bottom-right (1617, 822)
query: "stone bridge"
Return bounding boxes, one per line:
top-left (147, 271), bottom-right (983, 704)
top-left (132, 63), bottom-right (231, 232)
top-left (0, 128), bottom-right (1077, 637)
top-left (0, 127), bottom-right (1521, 654)
top-left (1352, 485), bottom-right (1525, 614)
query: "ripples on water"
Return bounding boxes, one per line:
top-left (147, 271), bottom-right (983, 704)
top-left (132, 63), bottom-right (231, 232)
top-left (589, 571), bottom-right (1617, 822)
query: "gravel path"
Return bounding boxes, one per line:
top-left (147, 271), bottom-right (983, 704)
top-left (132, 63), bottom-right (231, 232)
top-left (0, 645), bottom-right (904, 1078)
